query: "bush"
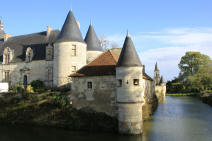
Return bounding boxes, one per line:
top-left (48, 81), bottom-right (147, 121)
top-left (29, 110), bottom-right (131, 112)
top-left (30, 80), bottom-right (46, 93)
top-left (10, 84), bottom-right (25, 93)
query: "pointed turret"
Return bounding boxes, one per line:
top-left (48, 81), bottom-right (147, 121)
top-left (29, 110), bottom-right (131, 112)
top-left (84, 24), bottom-right (102, 51)
top-left (0, 20), bottom-right (5, 36)
top-left (155, 62), bottom-right (159, 71)
top-left (56, 10), bottom-right (84, 43)
top-left (117, 35), bottom-right (142, 67)
top-left (160, 76), bottom-right (165, 84)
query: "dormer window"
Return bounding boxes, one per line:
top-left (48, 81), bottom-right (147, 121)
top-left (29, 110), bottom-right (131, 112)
top-left (46, 45), bottom-right (53, 61)
top-left (25, 47), bottom-right (33, 63)
top-left (133, 79), bottom-right (139, 86)
top-left (3, 47), bottom-right (13, 64)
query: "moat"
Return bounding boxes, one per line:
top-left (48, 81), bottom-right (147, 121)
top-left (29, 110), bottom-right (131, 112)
top-left (0, 96), bottom-right (212, 141)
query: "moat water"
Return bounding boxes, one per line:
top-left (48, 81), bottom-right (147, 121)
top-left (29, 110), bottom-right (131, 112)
top-left (0, 96), bottom-right (212, 141)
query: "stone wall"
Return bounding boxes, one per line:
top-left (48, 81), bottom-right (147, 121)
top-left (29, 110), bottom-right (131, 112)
top-left (155, 84), bottom-right (166, 102)
top-left (0, 60), bottom-right (52, 87)
top-left (70, 75), bottom-right (116, 116)
top-left (53, 42), bottom-right (87, 87)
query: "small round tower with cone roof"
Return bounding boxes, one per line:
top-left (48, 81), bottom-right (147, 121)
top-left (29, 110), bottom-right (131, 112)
top-left (84, 23), bottom-right (103, 64)
top-left (116, 34), bottom-right (144, 135)
top-left (53, 10), bottom-right (87, 87)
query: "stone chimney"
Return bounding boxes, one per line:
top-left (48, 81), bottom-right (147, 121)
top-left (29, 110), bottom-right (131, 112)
top-left (143, 65), bottom-right (145, 73)
top-left (76, 21), bottom-right (80, 29)
top-left (4, 33), bottom-right (11, 41)
top-left (46, 26), bottom-right (52, 38)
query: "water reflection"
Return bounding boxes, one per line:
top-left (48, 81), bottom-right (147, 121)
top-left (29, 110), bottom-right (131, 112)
top-left (0, 96), bottom-right (212, 141)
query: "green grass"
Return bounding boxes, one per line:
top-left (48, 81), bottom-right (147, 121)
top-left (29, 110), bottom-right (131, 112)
top-left (166, 93), bottom-right (197, 96)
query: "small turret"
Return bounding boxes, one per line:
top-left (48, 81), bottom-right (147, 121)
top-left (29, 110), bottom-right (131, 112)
top-left (0, 20), bottom-right (5, 38)
top-left (53, 10), bottom-right (87, 87)
top-left (116, 34), bottom-right (144, 135)
top-left (85, 23), bottom-right (103, 63)
top-left (154, 62), bottom-right (160, 85)
top-left (159, 76), bottom-right (166, 85)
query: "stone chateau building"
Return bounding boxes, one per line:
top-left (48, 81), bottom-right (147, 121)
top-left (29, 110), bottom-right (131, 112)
top-left (0, 10), bottom-right (166, 134)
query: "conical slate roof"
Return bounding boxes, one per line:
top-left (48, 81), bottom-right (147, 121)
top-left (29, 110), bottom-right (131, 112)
top-left (84, 24), bottom-right (102, 51)
top-left (155, 62), bottom-right (159, 71)
top-left (116, 35), bottom-right (142, 67)
top-left (160, 76), bottom-right (165, 84)
top-left (56, 10), bottom-right (84, 43)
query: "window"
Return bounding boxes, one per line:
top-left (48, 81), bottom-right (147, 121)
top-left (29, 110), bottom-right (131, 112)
top-left (72, 66), bottom-right (77, 73)
top-left (4, 71), bottom-right (9, 82)
top-left (72, 45), bottom-right (77, 56)
top-left (117, 79), bottom-right (122, 87)
top-left (3, 47), bottom-right (12, 64)
top-left (133, 79), bottom-right (139, 86)
top-left (25, 47), bottom-right (33, 62)
top-left (46, 45), bottom-right (53, 61)
top-left (47, 68), bottom-right (52, 81)
top-left (87, 82), bottom-right (92, 89)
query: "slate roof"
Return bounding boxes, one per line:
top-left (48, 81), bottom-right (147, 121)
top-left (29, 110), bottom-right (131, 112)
top-left (155, 62), bottom-right (159, 71)
top-left (70, 49), bottom-right (153, 81)
top-left (0, 30), bottom-right (60, 62)
top-left (84, 24), bottom-right (102, 51)
top-left (56, 10), bottom-right (84, 43)
top-left (117, 35), bottom-right (142, 67)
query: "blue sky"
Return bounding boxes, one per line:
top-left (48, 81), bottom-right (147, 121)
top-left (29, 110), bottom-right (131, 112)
top-left (1, 0), bottom-right (212, 80)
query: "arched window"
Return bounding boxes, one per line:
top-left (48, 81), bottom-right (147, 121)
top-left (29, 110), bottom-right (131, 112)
top-left (25, 47), bottom-right (33, 62)
top-left (3, 47), bottom-right (13, 64)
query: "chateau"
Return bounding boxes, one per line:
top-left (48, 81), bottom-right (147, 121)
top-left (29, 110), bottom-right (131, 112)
top-left (0, 10), bottom-right (166, 134)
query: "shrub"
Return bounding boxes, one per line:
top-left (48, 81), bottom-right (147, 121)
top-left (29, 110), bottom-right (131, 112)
top-left (10, 84), bottom-right (25, 93)
top-left (26, 85), bottom-right (34, 93)
top-left (30, 80), bottom-right (46, 93)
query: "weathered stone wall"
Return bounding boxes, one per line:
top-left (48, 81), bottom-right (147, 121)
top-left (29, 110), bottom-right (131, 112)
top-left (70, 75), bottom-right (116, 116)
top-left (116, 66), bottom-right (144, 134)
top-left (0, 60), bottom-right (53, 87)
top-left (86, 51), bottom-right (103, 64)
top-left (53, 42), bottom-right (87, 87)
top-left (155, 84), bottom-right (166, 102)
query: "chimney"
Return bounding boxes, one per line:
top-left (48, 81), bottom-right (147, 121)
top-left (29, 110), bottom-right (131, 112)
top-left (143, 65), bottom-right (145, 73)
top-left (46, 26), bottom-right (52, 37)
top-left (76, 21), bottom-right (80, 29)
top-left (4, 33), bottom-right (11, 41)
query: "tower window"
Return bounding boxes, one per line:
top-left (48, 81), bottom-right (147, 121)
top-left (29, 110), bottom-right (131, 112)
top-left (87, 82), bottom-right (92, 89)
top-left (117, 79), bottom-right (122, 87)
top-left (72, 45), bottom-right (77, 56)
top-left (4, 71), bottom-right (10, 82)
top-left (72, 66), bottom-right (77, 73)
top-left (133, 79), bottom-right (139, 86)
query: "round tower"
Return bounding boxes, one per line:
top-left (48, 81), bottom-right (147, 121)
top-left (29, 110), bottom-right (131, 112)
top-left (53, 10), bottom-right (87, 87)
top-left (116, 34), bottom-right (144, 135)
top-left (84, 23), bottom-right (103, 64)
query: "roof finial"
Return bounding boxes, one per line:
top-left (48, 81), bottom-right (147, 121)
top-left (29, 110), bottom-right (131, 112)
top-left (70, 6), bottom-right (72, 12)
top-left (127, 30), bottom-right (129, 37)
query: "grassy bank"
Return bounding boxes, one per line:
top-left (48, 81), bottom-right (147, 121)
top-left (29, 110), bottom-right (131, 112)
top-left (0, 91), bottom-right (118, 133)
top-left (166, 93), bottom-right (197, 96)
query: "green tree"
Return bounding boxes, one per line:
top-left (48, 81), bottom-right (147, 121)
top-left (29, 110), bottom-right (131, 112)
top-left (178, 52), bottom-right (211, 77)
top-left (178, 51), bottom-right (212, 92)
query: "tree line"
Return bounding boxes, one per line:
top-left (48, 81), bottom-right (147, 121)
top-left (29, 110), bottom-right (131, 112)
top-left (167, 51), bottom-right (212, 93)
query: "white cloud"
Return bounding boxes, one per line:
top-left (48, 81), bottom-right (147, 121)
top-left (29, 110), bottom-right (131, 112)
top-left (105, 27), bottom-right (212, 81)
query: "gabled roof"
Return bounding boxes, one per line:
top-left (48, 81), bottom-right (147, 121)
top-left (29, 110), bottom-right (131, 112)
top-left (117, 35), bottom-right (142, 67)
top-left (84, 24), bottom-right (102, 51)
top-left (0, 30), bottom-right (59, 62)
top-left (70, 50), bottom-right (118, 77)
top-left (56, 10), bottom-right (84, 43)
top-left (160, 76), bottom-right (165, 84)
top-left (70, 49), bottom-right (153, 81)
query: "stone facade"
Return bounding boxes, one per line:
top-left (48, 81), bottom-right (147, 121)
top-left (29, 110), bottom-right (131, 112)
top-left (53, 42), bottom-right (87, 87)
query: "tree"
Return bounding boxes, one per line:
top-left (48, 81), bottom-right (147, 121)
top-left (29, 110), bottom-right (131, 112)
top-left (178, 51), bottom-right (212, 92)
top-left (99, 35), bottom-right (109, 51)
top-left (178, 51), bottom-right (211, 79)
